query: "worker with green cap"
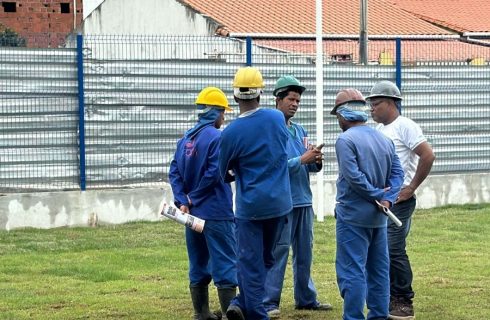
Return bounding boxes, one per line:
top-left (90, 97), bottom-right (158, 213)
top-left (264, 75), bottom-right (332, 318)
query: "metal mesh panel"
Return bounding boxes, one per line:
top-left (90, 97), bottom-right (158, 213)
top-left (254, 38), bottom-right (490, 176)
top-left (0, 47), bottom-right (79, 191)
top-left (80, 35), bottom-right (245, 188)
top-left (1, 35), bottom-right (489, 192)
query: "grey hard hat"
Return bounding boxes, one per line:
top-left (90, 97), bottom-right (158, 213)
top-left (366, 80), bottom-right (403, 100)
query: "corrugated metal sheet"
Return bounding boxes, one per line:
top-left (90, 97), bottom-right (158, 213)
top-left (1, 41), bottom-right (489, 192)
top-left (0, 48), bottom-right (80, 191)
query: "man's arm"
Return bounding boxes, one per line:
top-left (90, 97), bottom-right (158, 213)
top-left (218, 132), bottom-right (235, 182)
top-left (288, 148), bottom-right (322, 174)
top-left (384, 151), bottom-right (405, 206)
top-left (336, 139), bottom-right (385, 200)
top-left (168, 152), bottom-right (189, 208)
top-left (396, 141), bottom-right (435, 203)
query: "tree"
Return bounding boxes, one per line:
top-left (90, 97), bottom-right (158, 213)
top-left (0, 28), bottom-right (27, 47)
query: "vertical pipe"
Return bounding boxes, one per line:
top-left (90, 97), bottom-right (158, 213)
top-left (73, 0), bottom-right (77, 30)
top-left (246, 36), bottom-right (252, 66)
top-left (359, 0), bottom-right (368, 65)
top-left (77, 33), bottom-right (86, 191)
top-left (315, 0), bottom-right (324, 221)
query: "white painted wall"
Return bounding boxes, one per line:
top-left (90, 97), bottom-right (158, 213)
top-left (83, 0), bottom-right (217, 35)
top-left (83, 0), bottom-right (105, 19)
top-left (1, 173), bottom-right (488, 231)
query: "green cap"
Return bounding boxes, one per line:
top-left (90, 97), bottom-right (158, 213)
top-left (273, 75), bottom-right (306, 97)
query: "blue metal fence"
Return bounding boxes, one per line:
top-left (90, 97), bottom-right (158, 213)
top-left (0, 35), bottom-right (489, 192)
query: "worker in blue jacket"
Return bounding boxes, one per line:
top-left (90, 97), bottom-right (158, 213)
top-left (169, 86), bottom-right (237, 320)
top-left (263, 75), bottom-right (332, 318)
top-left (331, 88), bottom-right (404, 320)
top-left (219, 67), bottom-right (292, 320)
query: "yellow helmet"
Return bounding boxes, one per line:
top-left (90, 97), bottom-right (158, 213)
top-left (233, 67), bottom-right (265, 89)
top-left (232, 67), bottom-right (265, 100)
top-left (195, 86), bottom-right (231, 112)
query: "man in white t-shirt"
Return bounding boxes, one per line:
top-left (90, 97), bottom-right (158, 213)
top-left (367, 81), bottom-right (435, 320)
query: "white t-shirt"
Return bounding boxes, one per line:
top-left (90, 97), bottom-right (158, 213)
top-left (376, 116), bottom-right (426, 187)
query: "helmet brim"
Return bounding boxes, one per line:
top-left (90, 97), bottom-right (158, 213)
top-left (366, 94), bottom-right (403, 101)
top-left (273, 85), bottom-right (306, 97)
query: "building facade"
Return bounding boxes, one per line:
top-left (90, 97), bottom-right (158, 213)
top-left (0, 0), bottom-right (83, 47)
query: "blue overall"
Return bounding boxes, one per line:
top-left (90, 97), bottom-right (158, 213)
top-left (264, 122), bottom-right (321, 310)
top-left (334, 125), bottom-right (404, 320)
top-left (169, 113), bottom-right (237, 289)
top-left (219, 108), bottom-right (292, 319)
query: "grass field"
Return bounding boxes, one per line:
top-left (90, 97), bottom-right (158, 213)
top-left (0, 204), bottom-right (489, 319)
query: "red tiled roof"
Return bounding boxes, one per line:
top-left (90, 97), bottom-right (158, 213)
top-left (254, 39), bottom-right (490, 62)
top-left (181, 0), bottom-right (453, 35)
top-left (389, 0), bottom-right (490, 33)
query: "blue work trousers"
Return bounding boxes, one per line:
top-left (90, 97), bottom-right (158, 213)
top-left (264, 206), bottom-right (318, 310)
top-left (336, 220), bottom-right (389, 320)
top-left (230, 215), bottom-right (287, 320)
top-left (388, 196), bottom-right (416, 301)
top-left (186, 219), bottom-right (237, 288)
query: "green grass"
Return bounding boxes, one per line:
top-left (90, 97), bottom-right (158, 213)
top-left (0, 204), bottom-right (489, 319)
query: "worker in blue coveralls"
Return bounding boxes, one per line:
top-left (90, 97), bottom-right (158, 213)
top-left (169, 86), bottom-right (237, 320)
top-left (263, 75), bottom-right (332, 318)
top-left (219, 67), bottom-right (292, 320)
top-left (330, 88), bottom-right (404, 320)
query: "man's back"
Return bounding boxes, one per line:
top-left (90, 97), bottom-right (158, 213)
top-left (335, 125), bottom-right (403, 227)
top-left (169, 125), bottom-right (233, 220)
top-left (219, 108), bottom-right (292, 220)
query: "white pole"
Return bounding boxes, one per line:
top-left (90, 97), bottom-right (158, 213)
top-left (73, 0), bottom-right (77, 30)
top-left (315, 0), bottom-right (325, 222)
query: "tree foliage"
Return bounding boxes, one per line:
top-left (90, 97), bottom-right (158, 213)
top-left (0, 28), bottom-right (27, 47)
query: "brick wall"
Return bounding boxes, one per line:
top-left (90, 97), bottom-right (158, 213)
top-left (0, 0), bottom-right (83, 47)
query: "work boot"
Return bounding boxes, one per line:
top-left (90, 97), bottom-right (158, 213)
top-left (217, 287), bottom-right (236, 320)
top-left (226, 304), bottom-right (245, 320)
top-left (388, 297), bottom-right (415, 320)
top-left (190, 285), bottom-right (219, 320)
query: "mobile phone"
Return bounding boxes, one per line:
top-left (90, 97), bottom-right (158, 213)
top-left (316, 143), bottom-right (325, 150)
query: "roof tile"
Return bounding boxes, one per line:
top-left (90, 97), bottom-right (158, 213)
top-left (389, 0), bottom-right (490, 33)
top-left (181, 0), bottom-right (453, 35)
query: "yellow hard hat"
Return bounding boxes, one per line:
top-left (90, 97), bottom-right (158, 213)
top-left (233, 67), bottom-right (265, 89)
top-left (195, 87), bottom-right (231, 112)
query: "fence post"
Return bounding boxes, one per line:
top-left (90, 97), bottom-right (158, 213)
top-left (395, 38), bottom-right (402, 114)
top-left (76, 33), bottom-right (86, 191)
top-left (246, 36), bottom-right (252, 66)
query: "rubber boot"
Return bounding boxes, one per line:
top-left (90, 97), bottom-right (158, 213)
top-left (190, 285), bottom-right (219, 320)
top-left (217, 287), bottom-right (237, 320)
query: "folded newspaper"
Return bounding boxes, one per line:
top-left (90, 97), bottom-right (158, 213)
top-left (160, 202), bottom-right (205, 233)
top-left (375, 200), bottom-right (403, 227)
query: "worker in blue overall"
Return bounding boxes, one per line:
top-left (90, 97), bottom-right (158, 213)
top-left (169, 86), bottom-right (237, 320)
top-left (331, 88), bottom-right (404, 320)
top-left (263, 75), bottom-right (332, 318)
top-left (219, 67), bottom-right (292, 320)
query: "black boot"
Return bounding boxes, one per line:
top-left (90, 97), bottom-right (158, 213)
top-left (190, 285), bottom-right (219, 320)
top-left (217, 287), bottom-right (237, 320)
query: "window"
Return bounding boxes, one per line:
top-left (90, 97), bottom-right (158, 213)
top-left (2, 2), bottom-right (17, 12)
top-left (60, 3), bottom-right (70, 13)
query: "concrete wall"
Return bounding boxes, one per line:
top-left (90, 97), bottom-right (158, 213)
top-left (1, 172), bottom-right (488, 231)
top-left (82, 0), bottom-right (217, 35)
